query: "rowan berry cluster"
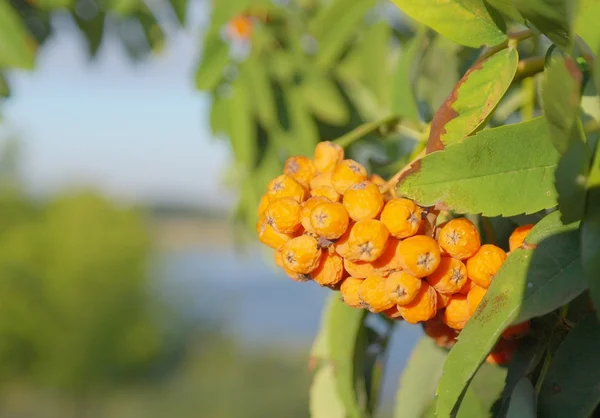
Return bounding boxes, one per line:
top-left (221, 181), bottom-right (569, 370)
top-left (256, 141), bottom-right (535, 366)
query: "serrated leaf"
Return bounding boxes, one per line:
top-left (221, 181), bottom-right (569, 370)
top-left (310, 365), bottom-right (346, 418)
top-left (435, 211), bottom-right (585, 417)
top-left (314, 0), bottom-right (375, 70)
top-left (0, 1), bottom-right (36, 69)
top-left (427, 48), bottom-right (519, 152)
top-left (538, 315), bottom-right (600, 417)
top-left (394, 338), bottom-right (447, 418)
top-left (398, 118), bottom-right (560, 216)
top-left (513, 0), bottom-right (577, 49)
top-left (195, 37), bottom-right (229, 91)
top-left (541, 57), bottom-right (582, 155)
top-left (391, 28), bottom-right (427, 122)
top-left (243, 58), bottom-right (277, 129)
top-left (555, 132), bottom-right (591, 223)
top-left (390, 0), bottom-right (507, 48)
top-left (168, 0), bottom-right (188, 25)
top-left (302, 75), bottom-right (350, 126)
top-left (506, 378), bottom-right (537, 418)
top-left (582, 141), bottom-right (600, 320)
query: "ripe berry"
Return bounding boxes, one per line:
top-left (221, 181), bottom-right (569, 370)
top-left (314, 141), bottom-right (344, 173)
top-left (466, 244), bottom-right (506, 288)
top-left (383, 305), bottom-right (403, 319)
top-left (310, 202), bottom-right (350, 240)
top-left (283, 265), bottom-right (312, 282)
top-left (331, 159), bottom-right (367, 194)
top-left (422, 317), bottom-right (459, 348)
top-left (333, 225), bottom-right (352, 258)
top-left (265, 197), bottom-right (302, 234)
top-left (274, 250), bottom-right (284, 268)
top-left (438, 218), bottom-right (481, 260)
top-left (486, 339), bottom-right (518, 365)
top-left (281, 235), bottom-right (322, 274)
top-left (343, 181), bottom-right (384, 221)
top-left (359, 275), bottom-right (395, 313)
top-left (509, 224), bottom-right (534, 251)
top-left (267, 174), bottom-right (307, 203)
top-left (458, 279), bottom-right (476, 295)
top-left (312, 252), bottom-right (344, 287)
top-left (385, 271), bottom-right (422, 305)
top-left (228, 15), bottom-right (253, 40)
top-left (309, 172), bottom-right (340, 202)
top-left (258, 194), bottom-right (270, 217)
top-left (301, 196), bottom-right (330, 234)
top-left (284, 156), bottom-right (315, 189)
top-left (343, 238), bottom-right (401, 278)
top-left (398, 282), bottom-right (438, 324)
top-left (502, 321), bottom-right (531, 340)
top-left (340, 277), bottom-right (364, 308)
top-left (426, 256), bottom-right (468, 295)
top-left (346, 219), bottom-right (390, 262)
top-left (467, 284), bottom-right (487, 316)
top-left (436, 291), bottom-right (451, 309)
top-left (258, 219), bottom-right (291, 249)
top-left (397, 235), bottom-right (441, 278)
top-left (369, 174), bottom-right (386, 187)
top-left (380, 198), bottom-right (423, 239)
top-left (440, 295), bottom-right (471, 330)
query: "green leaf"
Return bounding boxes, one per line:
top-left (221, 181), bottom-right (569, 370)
top-left (195, 36), bottom-right (229, 91)
top-left (391, 28), bottom-right (427, 122)
top-left (314, 0), bottom-right (375, 70)
top-left (0, 73), bottom-right (10, 98)
top-left (227, 80), bottom-right (257, 169)
top-left (284, 87), bottom-right (319, 156)
top-left (361, 22), bottom-right (392, 108)
top-left (334, 115), bottom-right (400, 149)
top-left (538, 316), bottom-right (600, 417)
top-left (34, 0), bottom-right (73, 9)
top-left (541, 57), bottom-right (582, 155)
top-left (394, 338), bottom-right (447, 418)
top-left (582, 141), bottom-right (600, 320)
top-left (398, 118), bottom-right (560, 216)
top-left (72, 10), bottom-right (106, 58)
top-left (168, 0), bottom-right (188, 25)
top-left (555, 132), bottom-right (591, 223)
top-left (243, 58), bottom-right (277, 130)
top-left (513, 0), bottom-right (577, 49)
top-left (310, 365), bottom-right (347, 418)
top-left (107, 0), bottom-right (139, 15)
top-left (0, 1), bottom-right (36, 69)
top-left (302, 75), bottom-right (350, 126)
top-left (427, 48), bottom-right (519, 151)
top-left (575, 0), bottom-right (600, 53)
top-left (506, 378), bottom-right (537, 418)
top-left (484, 0), bottom-right (525, 23)
top-left (390, 0), bottom-right (507, 48)
top-left (435, 211), bottom-right (585, 417)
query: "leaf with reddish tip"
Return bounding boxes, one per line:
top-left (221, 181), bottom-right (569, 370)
top-left (427, 48), bottom-right (519, 152)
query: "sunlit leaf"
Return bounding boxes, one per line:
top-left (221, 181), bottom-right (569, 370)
top-left (0, 1), bottom-right (36, 69)
top-left (227, 80), bottom-right (257, 169)
top-left (435, 211), bottom-right (584, 417)
top-left (390, 0), bottom-right (507, 48)
top-left (506, 378), bottom-right (537, 418)
top-left (398, 118), bottom-right (560, 216)
top-left (243, 58), bottom-right (277, 129)
top-left (310, 365), bottom-right (347, 418)
top-left (538, 315), bottom-right (600, 417)
top-left (484, 0), bottom-right (524, 23)
top-left (195, 36), bottom-right (229, 91)
top-left (427, 47), bottom-right (519, 151)
top-left (513, 0), bottom-right (577, 48)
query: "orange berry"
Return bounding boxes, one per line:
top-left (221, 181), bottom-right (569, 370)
top-left (267, 174), bottom-right (307, 203)
top-left (359, 275), bottom-right (395, 313)
top-left (258, 194), bottom-right (270, 217)
top-left (467, 284), bottom-right (487, 315)
top-left (426, 256), bottom-right (468, 295)
top-left (274, 250), bottom-right (284, 268)
top-left (438, 218), bottom-right (481, 260)
top-left (502, 321), bottom-right (531, 340)
top-left (369, 174), bottom-right (386, 187)
top-left (284, 156), bottom-right (315, 189)
top-left (398, 282), bottom-right (437, 324)
top-left (311, 186), bottom-right (340, 202)
top-left (422, 317), bottom-right (459, 348)
top-left (343, 238), bottom-right (401, 278)
top-left (310, 202), bottom-right (349, 240)
top-left (383, 305), bottom-right (403, 319)
top-left (458, 279), bottom-right (476, 295)
top-left (334, 225), bottom-right (352, 258)
top-left (283, 264), bottom-right (312, 282)
top-left (397, 235), bottom-right (441, 278)
top-left (509, 224), bottom-right (535, 251)
top-left (312, 252), bottom-right (344, 287)
top-left (385, 271), bottom-right (422, 305)
top-left (281, 235), bottom-right (322, 274)
top-left (466, 244), bottom-right (507, 288)
top-left (380, 198), bottom-right (423, 239)
top-left (331, 159), bottom-right (368, 194)
top-left (340, 277), bottom-right (364, 308)
top-left (309, 172), bottom-right (341, 202)
top-left (301, 196), bottom-right (330, 233)
top-left (265, 197), bottom-right (302, 234)
top-left (436, 291), bottom-right (451, 309)
top-left (258, 219), bottom-right (291, 249)
top-left (345, 219), bottom-right (390, 262)
top-left (314, 141), bottom-right (344, 173)
top-left (486, 339), bottom-right (518, 365)
top-left (228, 15), bottom-right (253, 40)
top-left (441, 295), bottom-right (471, 330)
top-left (343, 181), bottom-right (384, 221)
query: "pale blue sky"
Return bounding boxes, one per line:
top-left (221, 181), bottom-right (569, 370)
top-left (3, 9), bottom-right (234, 208)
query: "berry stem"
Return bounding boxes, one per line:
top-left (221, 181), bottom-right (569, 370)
top-left (333, 115), bottom-right (401, 149)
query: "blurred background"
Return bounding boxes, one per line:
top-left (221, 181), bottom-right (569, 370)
top-left (0, 0), bottom-right (459, 416)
